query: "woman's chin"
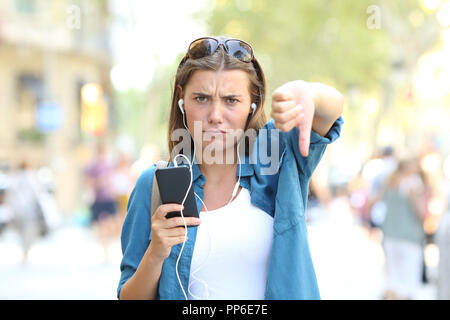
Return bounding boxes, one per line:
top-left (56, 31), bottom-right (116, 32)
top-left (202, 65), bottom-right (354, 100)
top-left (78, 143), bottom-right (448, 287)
top-left (196, 139), bottom-right (238, 164)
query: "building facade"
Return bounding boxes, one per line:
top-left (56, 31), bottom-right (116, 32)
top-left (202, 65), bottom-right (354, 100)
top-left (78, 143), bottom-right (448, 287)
top-left (0, 0), bottom-right (113, 215)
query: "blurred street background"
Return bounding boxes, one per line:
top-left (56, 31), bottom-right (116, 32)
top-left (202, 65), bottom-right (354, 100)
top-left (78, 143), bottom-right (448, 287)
top-left (1, 0), bottom-right (450, 300)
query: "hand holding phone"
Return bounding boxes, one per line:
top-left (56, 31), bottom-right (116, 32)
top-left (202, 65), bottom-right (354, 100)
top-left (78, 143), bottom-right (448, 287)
top-left (149, 203), bottom-right (201, 261)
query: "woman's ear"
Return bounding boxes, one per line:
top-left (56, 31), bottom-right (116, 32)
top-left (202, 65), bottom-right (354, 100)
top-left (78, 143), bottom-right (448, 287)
top-left (176, 84), bottom-right (183, 99)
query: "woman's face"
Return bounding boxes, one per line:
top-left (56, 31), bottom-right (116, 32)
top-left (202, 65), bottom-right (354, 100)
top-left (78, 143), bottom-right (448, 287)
top-left (181, 69), bottom-right (253, 160)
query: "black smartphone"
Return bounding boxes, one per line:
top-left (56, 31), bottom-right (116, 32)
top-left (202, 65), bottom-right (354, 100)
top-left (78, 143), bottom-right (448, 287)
top-left (155, 165), bottom-right (199, 219)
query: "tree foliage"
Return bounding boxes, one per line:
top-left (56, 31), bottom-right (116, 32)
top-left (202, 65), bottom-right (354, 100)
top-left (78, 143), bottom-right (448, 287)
top-left (125, 0), bottom-right (441, 157)
top-left (191, 0), bottom-right (441, 151)
top-left (196, 0), bottom-right (389, 96)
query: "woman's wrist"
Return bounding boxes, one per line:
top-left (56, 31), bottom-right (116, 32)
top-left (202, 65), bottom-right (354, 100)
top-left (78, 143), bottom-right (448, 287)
top-left (306, 81), bottom-right (321, 108)
top-left (119, 244), bottom-right (165, 300)
top-left (309, 82), bottom-right (344, 120)
top-left (145, 243), bottom-right (167, 266)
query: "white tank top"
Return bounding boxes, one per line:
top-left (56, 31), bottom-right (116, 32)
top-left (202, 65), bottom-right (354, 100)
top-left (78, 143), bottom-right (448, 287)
top-left (188, 187), bottom-right (274, 300)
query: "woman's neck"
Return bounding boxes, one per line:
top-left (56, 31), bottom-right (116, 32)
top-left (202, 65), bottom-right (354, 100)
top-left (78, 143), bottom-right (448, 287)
top-left (195, 144), bottom-right (240, 186)
top-left (198, 162), bottom-right (238, 186)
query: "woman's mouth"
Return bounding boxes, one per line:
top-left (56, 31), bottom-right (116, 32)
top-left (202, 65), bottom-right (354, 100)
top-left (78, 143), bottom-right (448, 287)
top-left (204, 129), bottom-right (226, 135)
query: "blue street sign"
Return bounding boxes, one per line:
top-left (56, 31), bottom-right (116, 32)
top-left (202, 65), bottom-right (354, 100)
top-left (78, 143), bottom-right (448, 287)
top-left (36, 102), bottom-right (63, 132)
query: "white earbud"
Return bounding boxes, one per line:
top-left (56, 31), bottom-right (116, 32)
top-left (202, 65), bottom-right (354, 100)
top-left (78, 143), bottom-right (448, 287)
top-left (250, 103), bottom-right (256, 116)
top-left (178, 98), bottom-right (185, 115)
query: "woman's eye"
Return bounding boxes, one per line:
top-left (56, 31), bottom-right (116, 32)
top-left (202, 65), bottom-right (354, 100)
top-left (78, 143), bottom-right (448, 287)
top-left (228, 98), bottom-right (238, 104)
top-left (195, 96), bottom-right (207, 103)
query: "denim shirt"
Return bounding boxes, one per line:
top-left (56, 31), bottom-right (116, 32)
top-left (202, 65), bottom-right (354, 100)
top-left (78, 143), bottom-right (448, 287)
top-left (118, 116), bottom-right (343, 300)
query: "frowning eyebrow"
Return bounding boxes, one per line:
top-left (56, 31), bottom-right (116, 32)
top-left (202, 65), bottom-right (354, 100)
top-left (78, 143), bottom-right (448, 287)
top-left (192, 92), bottom-right (242, 98)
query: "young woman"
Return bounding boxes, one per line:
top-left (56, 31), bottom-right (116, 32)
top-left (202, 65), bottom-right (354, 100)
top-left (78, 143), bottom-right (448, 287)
top-left (118, 36), bottom-right (344, 300)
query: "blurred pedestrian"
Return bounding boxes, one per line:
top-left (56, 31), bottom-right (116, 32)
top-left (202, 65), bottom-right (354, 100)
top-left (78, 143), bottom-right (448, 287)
top-left (367, 146), bottom-right (397, 230)
top-left (306, 171), bottom-right (332, 225)
top-left (0, 166), bottom-right (13, 235)
top-left (111, 152), bottom-right (134, 237)
top-left (84, 144), bottom-right (117, 262)
top-left (379, 159), bottom-right (426, 299)
top-left (348, 173), bottom-right (371, 229)
top-left (6, 161), bottom-right (47, 263)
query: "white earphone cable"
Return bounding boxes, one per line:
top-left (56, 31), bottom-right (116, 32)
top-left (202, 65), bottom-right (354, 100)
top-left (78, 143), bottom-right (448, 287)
top-left (172, 105), bottom-right (195, 300)
top-left (175, 98), bottom-right (248, 300)
top-left (173, 153), bottom-right (191, 300)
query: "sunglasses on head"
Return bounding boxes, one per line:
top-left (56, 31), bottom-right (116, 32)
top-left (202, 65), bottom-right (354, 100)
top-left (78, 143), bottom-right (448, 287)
top-left (186, 37), bottom-right (255, 63)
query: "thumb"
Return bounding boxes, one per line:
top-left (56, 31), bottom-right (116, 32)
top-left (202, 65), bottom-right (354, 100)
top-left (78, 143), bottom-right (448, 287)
top-left (297, 115), bottom-right (311, 157)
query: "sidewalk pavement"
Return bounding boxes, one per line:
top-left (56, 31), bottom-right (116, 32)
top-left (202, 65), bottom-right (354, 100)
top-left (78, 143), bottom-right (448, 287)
top-left (0, 223), bottom-right (122, 299)
top-left (0, 203), bottom-right (438, 299)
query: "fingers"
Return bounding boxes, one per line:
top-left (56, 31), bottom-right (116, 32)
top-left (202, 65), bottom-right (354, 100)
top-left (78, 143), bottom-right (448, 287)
top-left (164, 236), bottom-right (189, 247)
top-left (151, 223), bottom-right (190, 248)
top-left (272, 89), bottom-right (294, 102)
top-left (271, 103), bottom-right (303, 124)
top-left (275, 116), bottom-right (302, 132)
top-left (271, 99), bottom-right (297, 114)
top-left (149, 204), bottom-right (200, 259)
top-left (161, 226), bottom-right (189, 238)
top-left (164, 216), bottom-right (201, 228)
top-left (153, 232), bottom-right (188, 248)
top-left (152, 203), bottom-right (201, 230)
top-left (153, 203), bottom-right (184, 220)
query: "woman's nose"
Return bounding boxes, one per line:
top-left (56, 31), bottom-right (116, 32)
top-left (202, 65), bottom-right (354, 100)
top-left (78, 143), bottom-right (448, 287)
top-left (208, 100), bottom-right (224, 124)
